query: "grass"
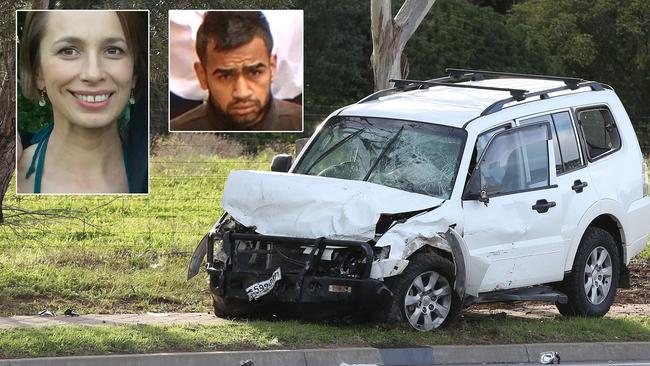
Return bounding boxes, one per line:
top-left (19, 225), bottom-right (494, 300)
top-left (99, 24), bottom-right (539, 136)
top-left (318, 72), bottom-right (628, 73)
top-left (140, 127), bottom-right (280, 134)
top-left (0, 146), bottom-right (276, 316)
top-left (2, 153), bottom-right (647, 316)
top-left (1, 316), bottom-right (650, 359)
top-left (639, 242), bottom-right (650, 261)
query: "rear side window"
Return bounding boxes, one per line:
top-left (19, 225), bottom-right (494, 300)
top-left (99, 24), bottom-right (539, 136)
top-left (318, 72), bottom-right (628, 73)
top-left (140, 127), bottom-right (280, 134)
top-left (578, 108), bottom-right (621, 160)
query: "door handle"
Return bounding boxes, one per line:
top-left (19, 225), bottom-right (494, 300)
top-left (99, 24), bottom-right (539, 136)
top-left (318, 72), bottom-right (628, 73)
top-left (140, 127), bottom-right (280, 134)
top-left (572, 179), bottom-right (588, 193)
top-left (532, 199), bottom-right (556, 213)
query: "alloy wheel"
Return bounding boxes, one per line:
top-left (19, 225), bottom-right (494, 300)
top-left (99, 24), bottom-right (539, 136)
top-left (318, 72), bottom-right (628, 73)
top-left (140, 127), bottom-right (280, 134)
top-left (583, 246), bottom-right (613, 305)
top-left (404, 270), bottom-right (452, 331)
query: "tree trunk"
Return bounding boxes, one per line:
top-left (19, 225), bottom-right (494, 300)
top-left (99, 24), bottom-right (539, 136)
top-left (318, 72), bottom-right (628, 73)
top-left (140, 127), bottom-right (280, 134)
top-left (370, 0), bottom-right (435, 91)
top-left (0, 33), bottom-right (15, 222)
top-left (0, 1), bottom-right (48, 223)
top-left (31, 0), bottom-right (49, 9)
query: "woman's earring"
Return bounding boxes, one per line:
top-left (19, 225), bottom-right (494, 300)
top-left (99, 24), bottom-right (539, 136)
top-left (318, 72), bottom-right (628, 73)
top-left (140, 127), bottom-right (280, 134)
top-left (129, 89), bottom-right (135, 105)
top-left (38, 89), bottom-right (46, 107)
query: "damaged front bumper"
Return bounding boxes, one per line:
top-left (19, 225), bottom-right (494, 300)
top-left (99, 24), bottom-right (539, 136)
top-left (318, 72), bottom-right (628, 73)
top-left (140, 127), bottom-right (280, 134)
top-left (206, 231), bottom-right (392, 313)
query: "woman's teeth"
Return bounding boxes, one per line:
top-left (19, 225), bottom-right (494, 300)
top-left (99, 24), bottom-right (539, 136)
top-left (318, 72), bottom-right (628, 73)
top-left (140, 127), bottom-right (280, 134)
top-left (76, 94), bottom-right (110, 103)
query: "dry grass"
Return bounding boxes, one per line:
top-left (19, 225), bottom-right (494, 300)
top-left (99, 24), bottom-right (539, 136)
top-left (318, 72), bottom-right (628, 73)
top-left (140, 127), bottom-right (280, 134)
top-left (151, 133), bottom-right (246, 158)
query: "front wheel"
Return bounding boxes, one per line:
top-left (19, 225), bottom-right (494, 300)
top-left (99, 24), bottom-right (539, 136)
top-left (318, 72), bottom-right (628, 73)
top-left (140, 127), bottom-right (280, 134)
top-left (556, 227), bottom-right (619, 317)
top-left (212, 295), bottom-right (256, 318)
top-left (381, 253), bottom-right (459, 331)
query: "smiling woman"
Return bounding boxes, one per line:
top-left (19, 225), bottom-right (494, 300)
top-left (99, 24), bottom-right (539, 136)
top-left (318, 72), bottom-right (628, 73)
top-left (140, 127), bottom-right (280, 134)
top-left (16, 10), bottom-right (149, 194)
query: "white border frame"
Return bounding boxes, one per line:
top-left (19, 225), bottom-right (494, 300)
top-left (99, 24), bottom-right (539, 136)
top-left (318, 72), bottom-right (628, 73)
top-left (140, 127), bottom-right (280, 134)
top-left (14, 9), bottom-right (151, 196)
top-left (167, 9), bottom-right (304, 134)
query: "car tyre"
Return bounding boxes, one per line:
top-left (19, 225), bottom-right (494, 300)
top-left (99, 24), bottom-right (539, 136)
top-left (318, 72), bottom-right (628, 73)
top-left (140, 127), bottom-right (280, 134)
top-left (381, 252), bottom-right (459, 331)
top-left (212, 295), bottom-right (255, 318)
top-left (556, 227), bottom-right (619, 317)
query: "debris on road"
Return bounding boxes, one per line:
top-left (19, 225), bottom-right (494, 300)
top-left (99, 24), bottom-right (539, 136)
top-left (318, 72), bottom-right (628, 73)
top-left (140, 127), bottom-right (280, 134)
top-left (64, 308), bottom-right (79, 317)
top-left (540, 351), bottom-right (561, 364)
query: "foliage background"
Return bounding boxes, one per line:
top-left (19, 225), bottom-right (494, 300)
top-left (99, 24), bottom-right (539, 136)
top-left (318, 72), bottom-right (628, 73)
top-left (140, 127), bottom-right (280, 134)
top-left (12, 0), bottom-right (650, 151)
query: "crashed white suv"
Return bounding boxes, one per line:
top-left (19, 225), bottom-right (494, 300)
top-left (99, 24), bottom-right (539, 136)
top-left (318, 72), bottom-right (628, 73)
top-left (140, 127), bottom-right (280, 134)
top-left (188, 69), bottom-right (650, 331)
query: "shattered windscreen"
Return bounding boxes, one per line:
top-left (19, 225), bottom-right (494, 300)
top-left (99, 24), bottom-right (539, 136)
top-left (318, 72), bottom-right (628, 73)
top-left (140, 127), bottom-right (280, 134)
top-left (294, 116), bottom-right (467, 199)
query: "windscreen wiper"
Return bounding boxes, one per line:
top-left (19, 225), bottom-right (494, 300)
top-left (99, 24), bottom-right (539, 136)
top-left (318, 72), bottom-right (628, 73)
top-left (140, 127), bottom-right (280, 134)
top-left (363, 126), bottom-right (404, 181)
top-left (304, 128), bottom-right (365, 174)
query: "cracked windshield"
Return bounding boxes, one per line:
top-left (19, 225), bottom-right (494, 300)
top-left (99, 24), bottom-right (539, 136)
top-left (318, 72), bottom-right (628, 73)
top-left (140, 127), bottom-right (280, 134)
top-left (294, 116), bottom-right (466, 199)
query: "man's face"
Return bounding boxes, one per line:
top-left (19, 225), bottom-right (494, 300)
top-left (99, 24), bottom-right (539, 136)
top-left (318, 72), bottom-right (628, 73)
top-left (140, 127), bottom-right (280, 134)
top-left (195, 36), bottom-right (276, 128)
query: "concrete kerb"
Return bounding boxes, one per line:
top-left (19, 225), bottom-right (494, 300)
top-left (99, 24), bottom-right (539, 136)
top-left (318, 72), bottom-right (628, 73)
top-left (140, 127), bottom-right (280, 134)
top-left (2, 342), bottom-right (650, 366)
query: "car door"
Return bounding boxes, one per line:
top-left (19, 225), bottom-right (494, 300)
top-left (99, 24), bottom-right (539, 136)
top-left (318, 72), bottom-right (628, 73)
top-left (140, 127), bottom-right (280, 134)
top-left (517, 111), bottom-right (598, 272)
top-left (462, 122), bottom-right (566, 292)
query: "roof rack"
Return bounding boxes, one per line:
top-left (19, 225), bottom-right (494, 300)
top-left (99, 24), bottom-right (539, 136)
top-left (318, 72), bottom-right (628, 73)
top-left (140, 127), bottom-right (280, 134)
top-left (357, 68), bottom-right (609, 115)
top-left (446, 68), bottom-right (585, 90)
top-left (390, 79), bottom-right (528, 101)
top-left (444, 68), bottom-right (609, 115)
top-left (480, 81), bottom-right (606, 116)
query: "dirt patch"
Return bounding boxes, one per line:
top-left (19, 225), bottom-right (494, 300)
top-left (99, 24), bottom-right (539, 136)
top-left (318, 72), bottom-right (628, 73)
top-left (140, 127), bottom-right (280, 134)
top-left (615, 257), bottom-right (650, 304)
top-left (466, 257), bottom-right (650, 319)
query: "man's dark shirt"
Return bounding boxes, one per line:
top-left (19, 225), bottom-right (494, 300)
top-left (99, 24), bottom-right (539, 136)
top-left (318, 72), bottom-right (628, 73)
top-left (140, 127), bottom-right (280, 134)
top-left (170, 97), bottom-right (302, 131)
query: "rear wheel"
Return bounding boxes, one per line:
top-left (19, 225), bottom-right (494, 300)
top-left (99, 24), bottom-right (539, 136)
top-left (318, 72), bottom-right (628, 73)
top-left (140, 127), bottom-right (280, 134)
top-left (556, 227), bottom-right (619, 317)
top-left (382, 253), bottom-right (459, 331)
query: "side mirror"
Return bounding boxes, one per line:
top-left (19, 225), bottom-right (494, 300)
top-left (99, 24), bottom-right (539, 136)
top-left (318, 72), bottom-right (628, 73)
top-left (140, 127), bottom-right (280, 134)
top-left (478, 190), bottom-right (490, 206)
top-left (271, 154), bottom-right (293, 172)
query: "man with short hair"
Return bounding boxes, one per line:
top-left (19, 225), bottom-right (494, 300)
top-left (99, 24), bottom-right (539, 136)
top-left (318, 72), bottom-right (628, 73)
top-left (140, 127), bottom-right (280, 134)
top-left (170, 11), bottom-right (302, 131)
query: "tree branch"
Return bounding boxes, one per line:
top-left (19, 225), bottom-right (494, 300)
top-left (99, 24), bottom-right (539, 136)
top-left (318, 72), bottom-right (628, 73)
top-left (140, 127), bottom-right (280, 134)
top-left (395, 0), bottom-right (436, 50)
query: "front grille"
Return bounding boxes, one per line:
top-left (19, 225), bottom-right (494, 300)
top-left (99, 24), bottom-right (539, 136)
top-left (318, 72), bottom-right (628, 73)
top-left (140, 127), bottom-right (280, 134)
top-left (220, 232), bottom-right (375, 280)
top-left (232, 239), bottom-right (309, 274)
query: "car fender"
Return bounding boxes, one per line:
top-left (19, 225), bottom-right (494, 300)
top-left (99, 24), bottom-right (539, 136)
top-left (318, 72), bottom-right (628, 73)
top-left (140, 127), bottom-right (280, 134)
top-left (187, 233), bottom-right (209, 280)
top-left (565, 199), bottom-right (626, 272)
top-left (187, 214), bottom-right (228, 280)
top-left (373, 225), bottom-right (479, 298)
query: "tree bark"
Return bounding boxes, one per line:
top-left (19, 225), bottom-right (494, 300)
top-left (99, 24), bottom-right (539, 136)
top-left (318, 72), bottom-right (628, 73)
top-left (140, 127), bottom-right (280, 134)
top-left (31, 0), bottom-right (49, 9)
top-left (0, 0), bottom-right (49, 223)
top-left (0, 35), bottom-right (16, 223)
top-left (370, 0), bottom-right (435, 91)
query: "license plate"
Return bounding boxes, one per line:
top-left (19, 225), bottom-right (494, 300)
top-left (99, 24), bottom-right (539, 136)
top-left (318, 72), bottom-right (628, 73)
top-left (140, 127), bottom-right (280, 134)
top-left (245, 267), bottom-right (282, 301)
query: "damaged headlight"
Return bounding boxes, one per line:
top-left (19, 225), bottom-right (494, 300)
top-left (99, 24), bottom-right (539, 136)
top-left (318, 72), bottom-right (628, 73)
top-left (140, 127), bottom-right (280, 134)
top-left (373, 246), bottom-right (390, 261)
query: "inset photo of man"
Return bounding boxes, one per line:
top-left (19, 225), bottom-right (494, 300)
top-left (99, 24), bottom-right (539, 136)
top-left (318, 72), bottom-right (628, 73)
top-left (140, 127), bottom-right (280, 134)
top-left (169, 10), bottom-right (303, 132)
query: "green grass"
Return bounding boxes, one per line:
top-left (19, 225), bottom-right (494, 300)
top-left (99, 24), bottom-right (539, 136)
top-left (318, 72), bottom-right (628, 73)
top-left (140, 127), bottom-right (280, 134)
top-left (1, 316), bottom-right (650, 359)
top-left (639, 243), bottom-right (650, 261)
top-left (0, 151), bottom-right (274, 316)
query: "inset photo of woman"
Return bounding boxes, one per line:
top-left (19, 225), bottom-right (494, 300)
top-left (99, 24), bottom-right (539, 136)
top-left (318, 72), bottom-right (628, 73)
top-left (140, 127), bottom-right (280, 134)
top-left (16, 10), bottom-right (149, 194)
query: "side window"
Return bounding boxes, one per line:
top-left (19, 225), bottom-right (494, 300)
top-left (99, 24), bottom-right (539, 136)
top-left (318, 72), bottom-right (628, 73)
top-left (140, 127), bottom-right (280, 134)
top-left (466, 124), bottom-right (510, 180)
top-left (520, 115), bottom-right (561, 172)
top-left (551, 112), bottom-right (582, 170)
top-left (475, 125), bottom-right (508, 163)
top-left (467, 123), bottom-right (550, 197)
top-left (521, 112), bottom-right (583, 174)
top-left (578, 108), bottom-right (621, 160)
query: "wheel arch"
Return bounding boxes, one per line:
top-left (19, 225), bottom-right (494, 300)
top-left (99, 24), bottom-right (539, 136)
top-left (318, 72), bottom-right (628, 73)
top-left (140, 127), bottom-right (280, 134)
top-left (567, 201), bottom-right (627, 273)
top-left (587, 214), bottom-right (626, 273)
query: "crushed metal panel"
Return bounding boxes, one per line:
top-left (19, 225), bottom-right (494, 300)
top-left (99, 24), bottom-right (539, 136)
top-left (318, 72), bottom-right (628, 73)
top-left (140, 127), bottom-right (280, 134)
top-left (370, 258), bottom-right (409, 279)
top-left (222, 170), bottom-right (443, 240)
top-left (187, 214), bottom-right (234, 280)
top-left (445, 228), bottom-right (469, 298)
top-left (375, 205), bottom-right (458, 261)
top-left (187, 234), bottom-right (208, 280)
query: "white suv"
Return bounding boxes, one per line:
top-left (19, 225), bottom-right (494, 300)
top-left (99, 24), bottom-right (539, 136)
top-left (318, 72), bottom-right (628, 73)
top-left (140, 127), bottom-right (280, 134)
top-left (188, 69), bottom-right (650, 331)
